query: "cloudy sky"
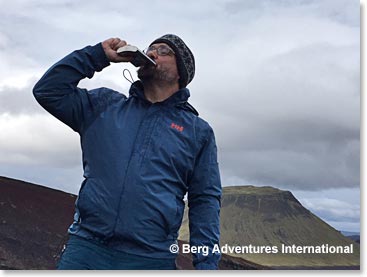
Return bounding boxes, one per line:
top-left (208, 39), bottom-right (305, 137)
top-left (0, 0), bottom-right (361, 232)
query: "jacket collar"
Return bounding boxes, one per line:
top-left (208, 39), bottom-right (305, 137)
top-left (128, 81), bottom-right (190, 106)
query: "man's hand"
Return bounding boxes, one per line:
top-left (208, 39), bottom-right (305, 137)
top-left (102, 38), bottom-right (133, 63)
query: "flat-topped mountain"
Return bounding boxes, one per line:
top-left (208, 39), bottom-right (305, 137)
top-left (0, 177), bottom-right (359, 269)
top-left (179, 185), bottom-right (360, 269)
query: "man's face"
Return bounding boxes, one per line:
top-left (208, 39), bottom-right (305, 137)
top-left (137, 43), bottom-right (179, 85)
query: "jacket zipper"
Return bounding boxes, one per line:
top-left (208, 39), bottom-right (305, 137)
top-left (111, 101), bottom-right (159, 237)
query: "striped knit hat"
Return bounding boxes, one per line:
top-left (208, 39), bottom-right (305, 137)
top-left (150, 34), bottom-right (195, 88)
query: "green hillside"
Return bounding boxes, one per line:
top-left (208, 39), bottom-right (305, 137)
top-left (179, 185), bottom-right (360, 268)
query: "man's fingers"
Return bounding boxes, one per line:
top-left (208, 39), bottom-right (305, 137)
top-left (102, 37), bottom-right (130, 63)
top-left (115, 40), bottom-right (127, 50)
top-left (110, 38), bottom-right (127, 51)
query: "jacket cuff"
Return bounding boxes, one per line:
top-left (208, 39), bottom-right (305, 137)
top-left (91, 43), bottom-right (110, 72)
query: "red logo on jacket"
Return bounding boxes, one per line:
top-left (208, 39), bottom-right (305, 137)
top-left (171, 122), bottom-right (184, 132)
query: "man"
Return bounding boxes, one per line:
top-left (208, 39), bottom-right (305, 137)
top-left (33, 34), bottom-right (221, 270)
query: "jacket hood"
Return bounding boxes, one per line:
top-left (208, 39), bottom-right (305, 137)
top-left (128, 81), bottom-right (190, 106)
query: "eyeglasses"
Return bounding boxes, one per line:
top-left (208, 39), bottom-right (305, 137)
top-left (144, 45), bottom-right (175, 56)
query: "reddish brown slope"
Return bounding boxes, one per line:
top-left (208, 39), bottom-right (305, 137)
top-left (0, 176), bottom-right (75, 269)
top-left (0, 176), bottom-right (263, 270)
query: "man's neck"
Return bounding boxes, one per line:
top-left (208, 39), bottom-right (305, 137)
top-left (143, 81), bottom-right (180, 103)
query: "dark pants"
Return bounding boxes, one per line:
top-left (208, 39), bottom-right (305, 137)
top-left (57, 235), bottom-right (176, 270)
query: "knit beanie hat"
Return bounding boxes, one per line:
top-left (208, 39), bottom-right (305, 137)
top-left (150, 34), bottom-right (195, 88)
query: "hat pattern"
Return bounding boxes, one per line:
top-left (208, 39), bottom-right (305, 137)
top-left (150, 34), bottom-right (195, 88)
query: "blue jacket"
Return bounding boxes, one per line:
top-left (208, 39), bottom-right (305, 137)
top-left (33, 43), bottom-right (222, 269)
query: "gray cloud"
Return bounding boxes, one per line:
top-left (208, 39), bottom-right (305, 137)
top-left (0, 1), bottom-right (360, 201)
top-left (301, 197), bottom-right (360, 222)
top-left (292, 187), bottom-right (360, 232)
top-left (195, 36), bottom-right (359, 190)
top-left (1, 163), bottom-right (83, 195)
top-left (0, 113), bottom-right (81, 167)
top-left (0, 81), bottom-right (41, 115)
top-left (223, 0), bottom-right (359, 27)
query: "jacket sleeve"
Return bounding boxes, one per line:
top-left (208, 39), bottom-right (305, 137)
top-left (188, 124), bottom-right (222, 270)
top-left (33, 43), bottom-right (111, 133)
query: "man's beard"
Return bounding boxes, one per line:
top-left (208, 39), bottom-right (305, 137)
top-left (137, 64), bottom-right (178, 84)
